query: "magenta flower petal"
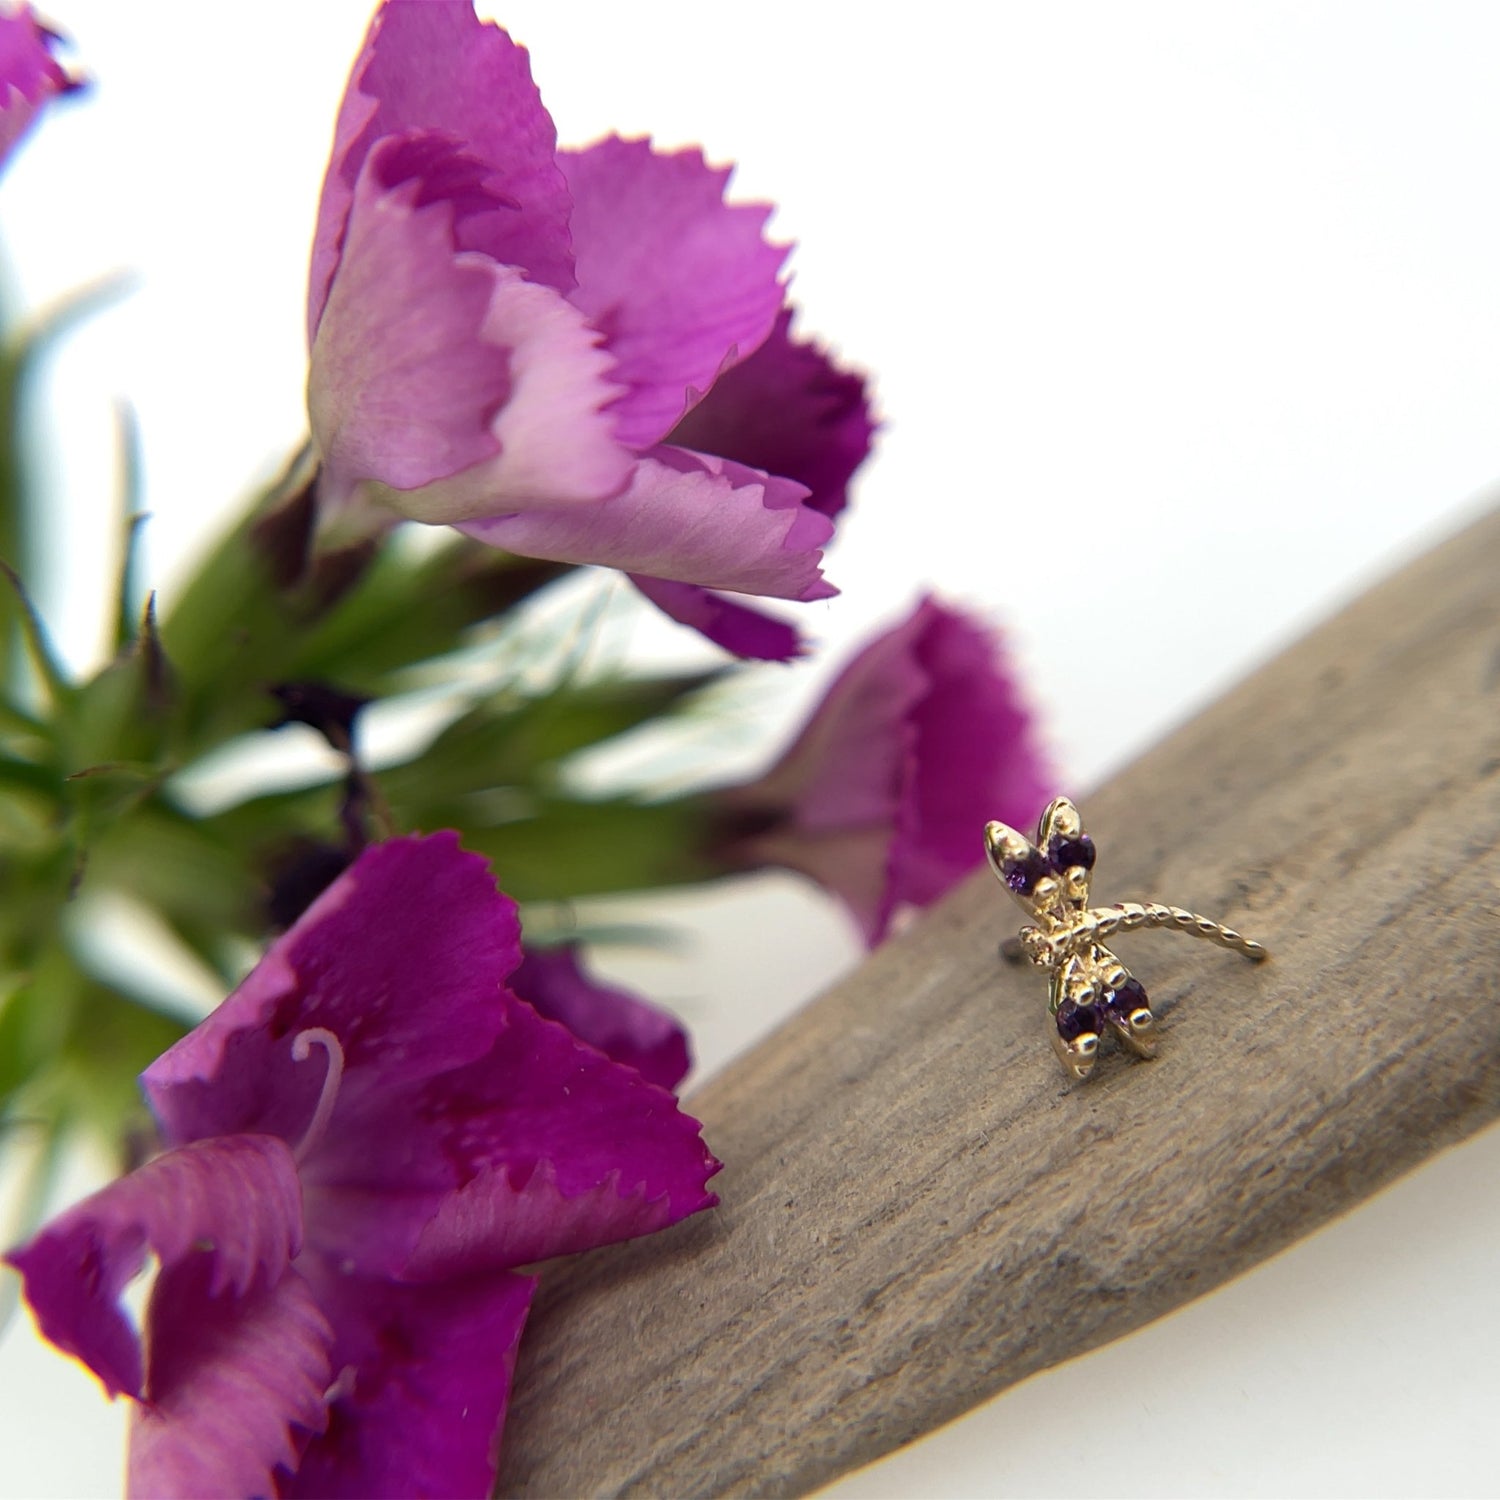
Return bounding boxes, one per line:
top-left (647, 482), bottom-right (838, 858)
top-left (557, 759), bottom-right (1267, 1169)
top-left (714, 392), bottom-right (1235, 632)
top-left (143, 835), bottom-right (518, 1150)
top-left (462, 445), bottom-right (835, 600)
top-left (309, 0), bottom-right (572, 342)
top-left (895, 601), bottom-right (1053, 910)
top-left (299, 990), bottom-right (718, 1281)
top-left (373, 264), bottom-right (630, 523)
top-left (669, 308), bottom-right (876, 520)
top-left (720, 598), bottom-right (1053, 943)
top-left (128, 1260), bottom-right (331, 1500)
top-left (298, 985), bottom-right (716, 1278)
top-left (735, 632), bottom-right (921, 939)
top-left (4, 1135), bottom-right (304, 1401)
top-left (629, 575), bottom-right (806, 662)
top-left (0, 5), bottom-right (73, 169)
top-left (510, 943), bottom-right (691, 1091)
top-left (310, 135), bottom-right (511, 508)
top-left (310, 137), bottom-right (627, 521)
top-left (286, 1268), bottom-right (535, 1500)
top-left (559, 136), bottom-right (789, 450)
top-left (397, 998), bottom-right (719, 1279)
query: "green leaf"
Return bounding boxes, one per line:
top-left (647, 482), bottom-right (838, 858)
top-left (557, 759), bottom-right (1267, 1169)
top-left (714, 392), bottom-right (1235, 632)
top-left (454, 795), bottom-right (715, 904)
top-left (0, 947), bottom-right (81, 1115)
top-left (54, 610), bottom-right (177, 850)
top-left (110, 402), bottom-right (148, 652)
top-left (65, 596), bottom-right (173, 761)
top-left (85, 801), bottom-right (259, 940)
top-left (0, 277), bottom-right (134, 690)
top-left (0, 1113), bottom-right (63, 1334)
top-left (0, 944), bottom-right (186, 1170)
top-left (156, 497), bottom-right (310, 753)
top-left (198, 778), bottom-right (346, 858)
top-left (162, 473), bottom-right (581, 763)
top-left (0, 973), bottom-right (34, 1106)
top-left (0, 558), bottom-right (70, 710)
top-left (378, 670), bottom-right (722, 805)
top-left (58, 982), bottom-right (185, 1140)
top-left (284, 539), bottom-right (570, 692)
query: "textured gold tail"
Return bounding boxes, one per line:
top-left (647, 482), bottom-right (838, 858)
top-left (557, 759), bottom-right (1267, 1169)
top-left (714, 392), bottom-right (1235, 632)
top-left (1068, 903), bottom-right (1268, 961)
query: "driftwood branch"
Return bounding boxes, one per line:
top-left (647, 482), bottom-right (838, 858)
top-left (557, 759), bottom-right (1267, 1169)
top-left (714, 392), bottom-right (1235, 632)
top-left (499, 508), bottom-right (1500, 1498)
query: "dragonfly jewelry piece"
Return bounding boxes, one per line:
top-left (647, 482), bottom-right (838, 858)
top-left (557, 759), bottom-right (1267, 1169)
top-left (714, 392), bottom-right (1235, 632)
top-left (985, 797), bottom-right (1268, 1081)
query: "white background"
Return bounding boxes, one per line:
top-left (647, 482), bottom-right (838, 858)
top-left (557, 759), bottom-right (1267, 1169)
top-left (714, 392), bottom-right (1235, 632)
top-left (1, 1), bottom-right (1498, 1495)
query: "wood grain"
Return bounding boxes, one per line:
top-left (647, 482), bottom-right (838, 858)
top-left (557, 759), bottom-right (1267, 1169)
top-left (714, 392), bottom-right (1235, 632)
top-left (498, 508), bottom-right (1500, 1498)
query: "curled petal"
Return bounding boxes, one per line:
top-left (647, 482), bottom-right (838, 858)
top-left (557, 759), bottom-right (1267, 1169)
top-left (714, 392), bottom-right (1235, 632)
top-left (462, 446), bottom-right (836, 601)
top-left (143, 835), bottom-right (520, 1150)
top-left (311, 136), bottom-right (628, 523)
top-left (509, 943), bottom-right (691, 1092)
top-left (374, 266), bottom-right (631, 524)
top-left (286, 1267), bottom-right (535, 1500)
top-left (629, 575), bottom-right (807, 662)
top-left (310, 136), bottom-right (513, 509)
top-left (5, 1135), bottom-right (304, 1401)
top-left (309, 0), bottom-right (572, 341)
top-left (561, 136), bottom-right (788, 449)
top-left (668, 308), bottom-right (877, 520)
top-left (127, 1260), bottom-right (332, 1500)
top-left (0, 5), bottom-right (74, 169)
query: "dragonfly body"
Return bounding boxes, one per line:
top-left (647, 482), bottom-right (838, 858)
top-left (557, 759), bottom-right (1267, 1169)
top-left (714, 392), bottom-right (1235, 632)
top-left (984, 797), bottom-right (1267, 1081)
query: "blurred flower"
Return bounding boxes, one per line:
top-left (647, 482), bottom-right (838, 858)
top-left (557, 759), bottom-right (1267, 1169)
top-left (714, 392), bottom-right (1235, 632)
top-left (510, 943), bottom-right (690, 1093)
top-left (0, 3), bottom-right (75, 169)
top-left (7, 835), bottom-right (719, 1499)
top-left (305, 0), bottom-right (872, 659)
top-left (711, 597), bottom-right (1052, 944)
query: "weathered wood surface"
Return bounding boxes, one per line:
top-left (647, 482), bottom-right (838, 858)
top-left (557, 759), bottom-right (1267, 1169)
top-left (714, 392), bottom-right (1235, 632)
top-left (498, 507), bottom-right (1500, 1498)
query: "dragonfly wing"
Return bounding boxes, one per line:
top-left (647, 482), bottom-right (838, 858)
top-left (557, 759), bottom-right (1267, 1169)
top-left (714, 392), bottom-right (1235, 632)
top-left (1038, 797), bottom-right (1095, 905)
top-left (1049, 953), bottom-right (1101, 1082)
top-left (1092, 946), bottom-right (1157, 1059)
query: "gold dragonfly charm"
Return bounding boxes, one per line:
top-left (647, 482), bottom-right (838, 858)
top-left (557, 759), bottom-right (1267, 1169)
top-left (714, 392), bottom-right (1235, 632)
top-left (985, 797), bottom-right (1268, 1081)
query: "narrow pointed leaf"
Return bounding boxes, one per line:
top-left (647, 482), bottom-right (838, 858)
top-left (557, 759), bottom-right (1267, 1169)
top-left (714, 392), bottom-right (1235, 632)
top-left (111, 402), bottom-right (147, 651)
top-left (0, 558), bottom-right (69, 707)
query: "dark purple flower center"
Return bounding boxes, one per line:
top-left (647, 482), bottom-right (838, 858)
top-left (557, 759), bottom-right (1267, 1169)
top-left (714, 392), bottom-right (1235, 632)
top-left (1003, 848), bottom-right (1053, 895)
top-left (1047, 832), bottom-right (1095, 873)
top-left (1055, 999), bottom-right (1102, 1041)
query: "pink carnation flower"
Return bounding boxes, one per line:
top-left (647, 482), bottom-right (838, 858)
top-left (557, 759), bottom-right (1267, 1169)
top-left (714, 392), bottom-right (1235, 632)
top-left (7, 836), bottom-right (718, 1498)
top-left (306, 0), bottom-right (873, 659)
top-left (714, 597), bottom-right (1053, 943)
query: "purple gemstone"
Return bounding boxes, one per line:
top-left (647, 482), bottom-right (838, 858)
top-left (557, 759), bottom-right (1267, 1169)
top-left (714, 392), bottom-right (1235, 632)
top-left (1048, 832), bottom-right (1096, 873)
top-left (1055, 999), bottom-right (1102, 1041)
top-left (1103, 977), bottom-right (1149, 1021)
top-left (1004, 848), bottom-right (1053, 895)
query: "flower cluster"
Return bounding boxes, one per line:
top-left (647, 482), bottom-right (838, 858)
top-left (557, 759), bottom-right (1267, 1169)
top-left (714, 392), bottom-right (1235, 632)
top-left (0, 3), bottom-right (1052, 1495)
